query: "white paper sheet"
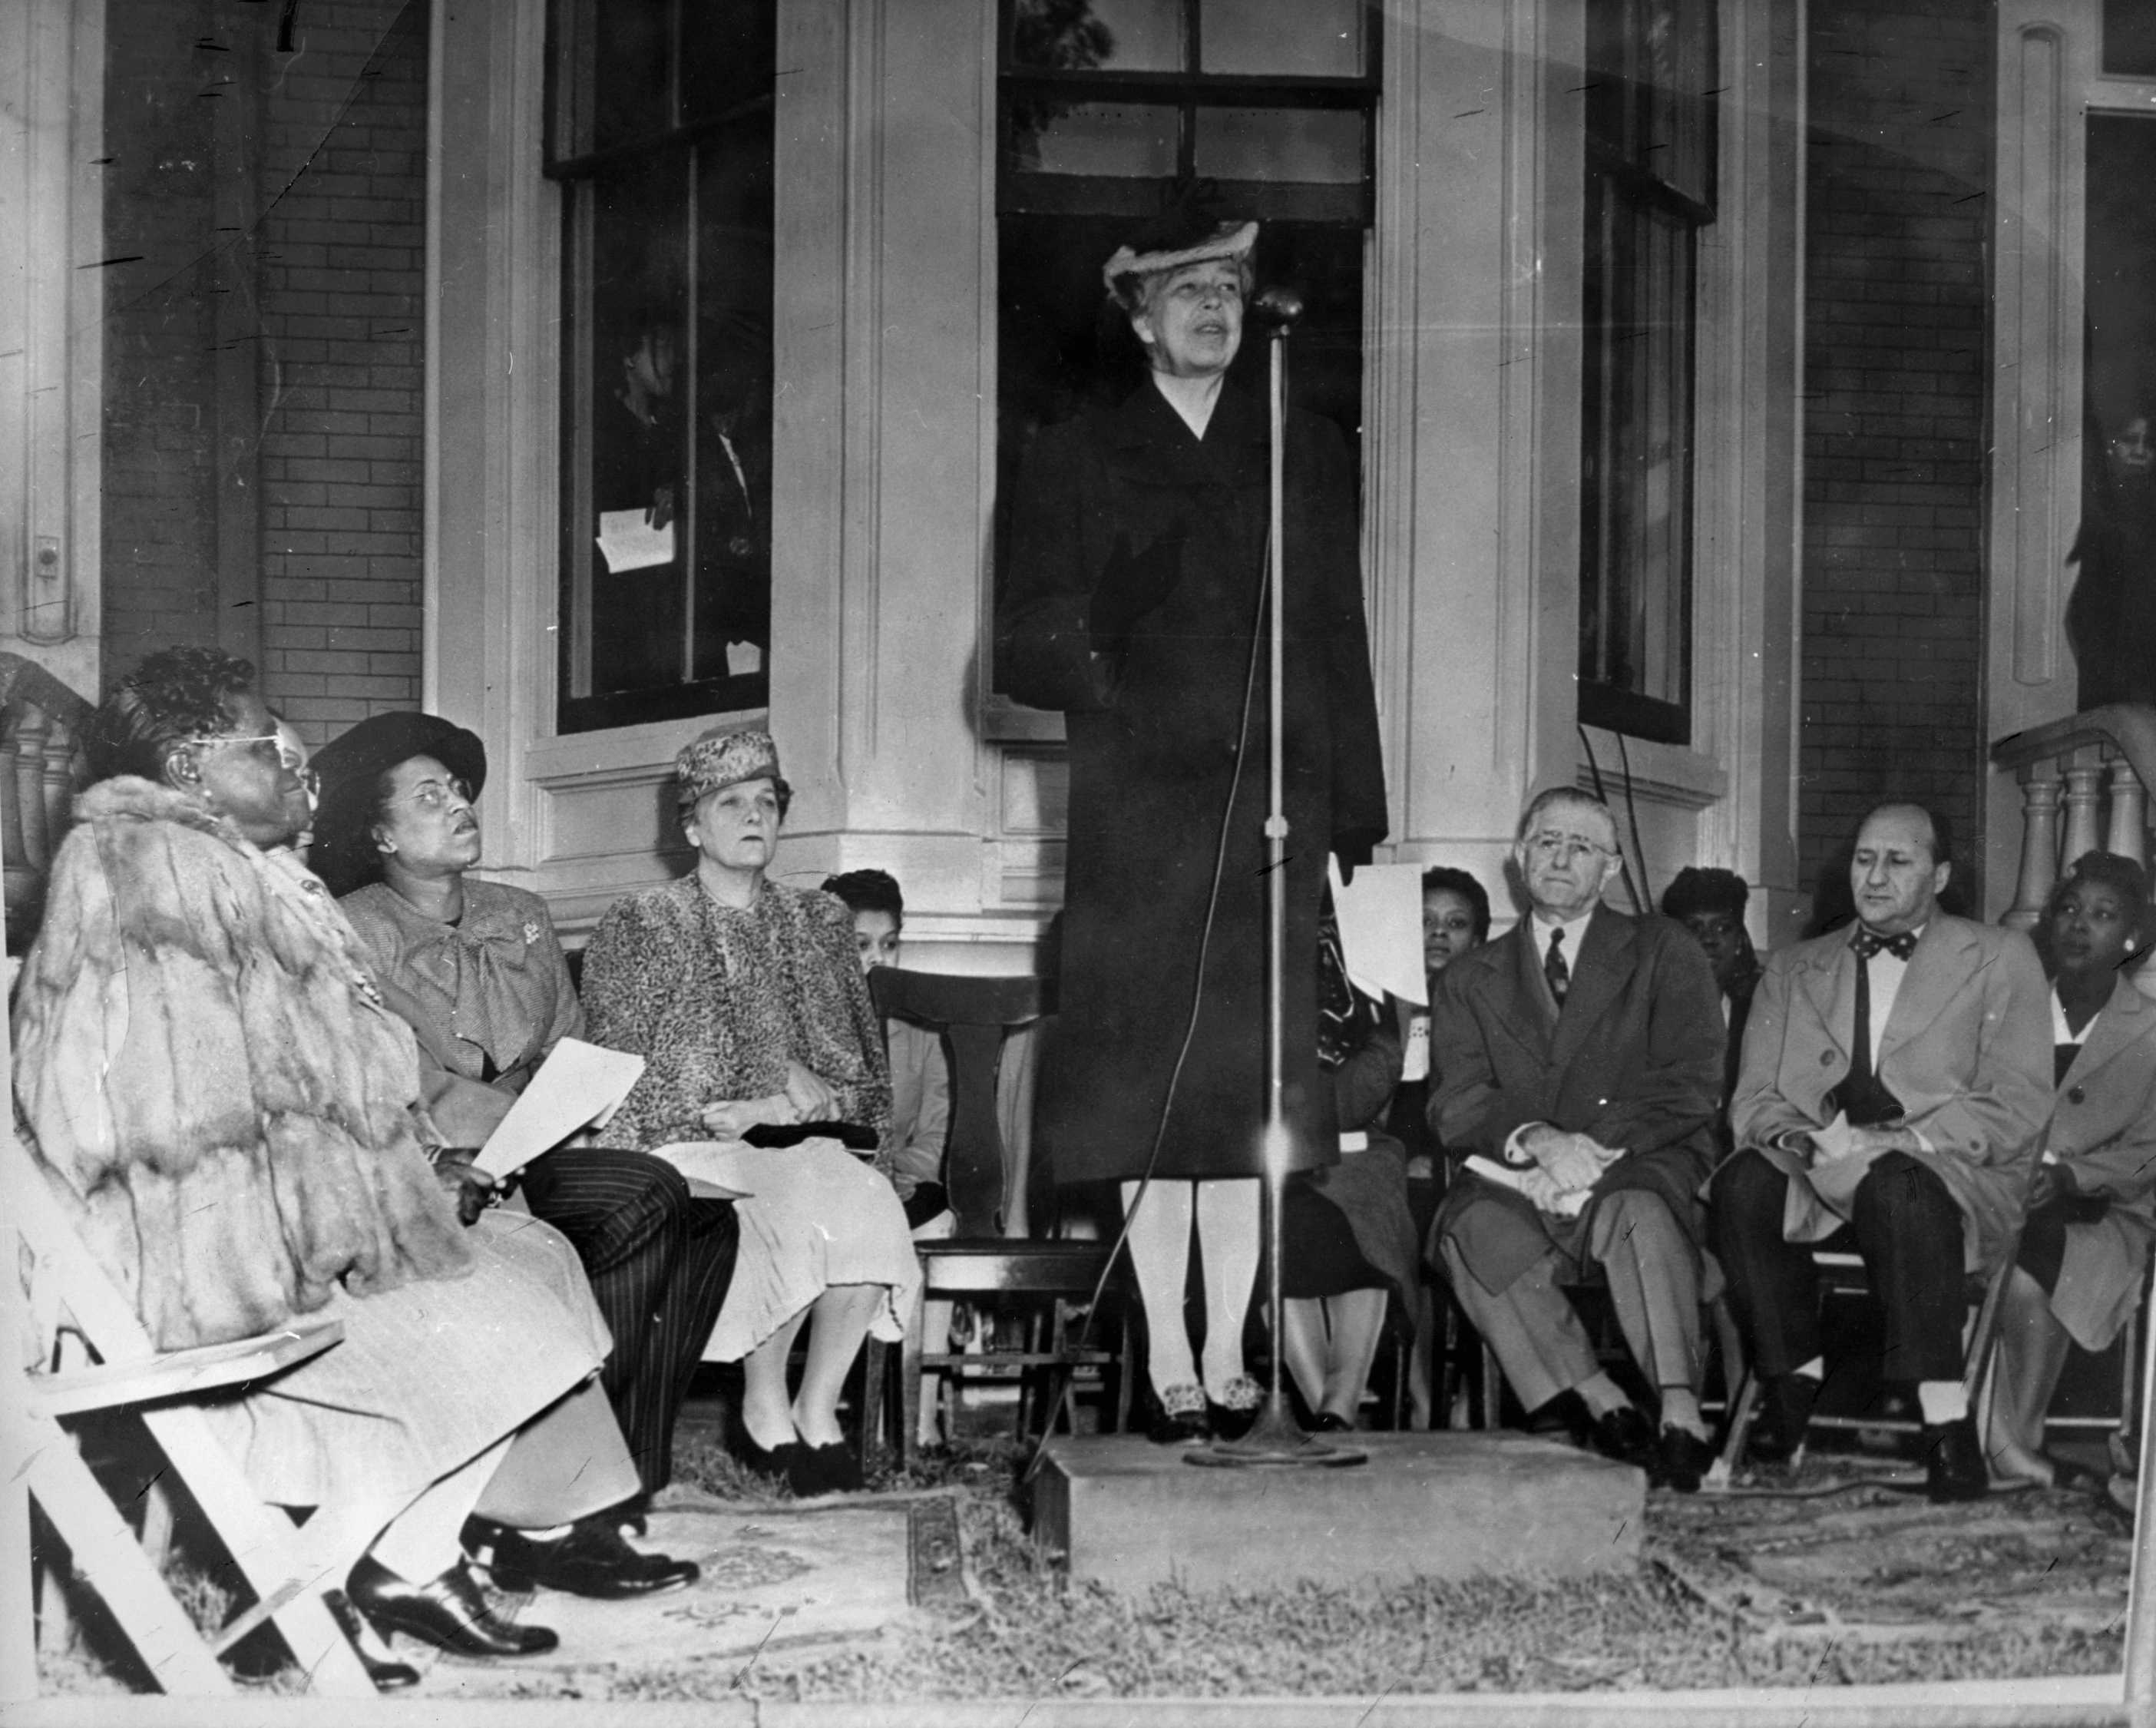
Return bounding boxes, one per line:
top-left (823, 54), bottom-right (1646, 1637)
top-left (596, 508), bottom-right (675, 573)
top-left (474, 1038), bottom-right (648, 1179)
top-left (1328, 858), bottom-right (1429, 1008)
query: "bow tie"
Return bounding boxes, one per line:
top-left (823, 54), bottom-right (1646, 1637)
top-left (1850, 928), bottom-right (1917, 962)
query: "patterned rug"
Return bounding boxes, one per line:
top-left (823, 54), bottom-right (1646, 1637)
top-left (406, 1490), bottom-right (973, 1697)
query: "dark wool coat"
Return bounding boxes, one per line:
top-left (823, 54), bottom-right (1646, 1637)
top-left (997, 379), bottom-right (1389, 1183)
top-left (13, 778), bottom-right (472, 1348)
top-left (1429, 908), bottom-right (1726, 1295)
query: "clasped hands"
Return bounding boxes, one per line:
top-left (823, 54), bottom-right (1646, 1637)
top-left (1516, 1124), bottom-right (1622, 1197)
top-left (1794, 1113), bottom-right (1920, 1166)
top-left (699, 1061), bottom-right (837, 1140)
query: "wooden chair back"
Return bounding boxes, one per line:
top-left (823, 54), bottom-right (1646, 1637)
top-left (0, 652), bottom-right (94, 952)
top-left (869, 968), bottom-right (1055, 1238)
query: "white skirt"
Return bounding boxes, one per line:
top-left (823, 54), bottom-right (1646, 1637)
top-left (654, 1140), bottom-right (922, 1362)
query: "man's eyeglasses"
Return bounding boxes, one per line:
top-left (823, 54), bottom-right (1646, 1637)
top-left (386, 776), bottom-right (475, 813)
top-left (1523, 833), bottom-right (1616, 866)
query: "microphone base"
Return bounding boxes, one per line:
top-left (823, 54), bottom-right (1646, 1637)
top-left (1182, 1395), bottom-right (1366, 1469)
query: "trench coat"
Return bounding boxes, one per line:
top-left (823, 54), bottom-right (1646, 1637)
top-left (2039, 978), bottom-right (2156, 1352)
top-left (997, 378), bottom-right (1388, 1183)
top-left (1726, 912), bottom-right (2053, 1275)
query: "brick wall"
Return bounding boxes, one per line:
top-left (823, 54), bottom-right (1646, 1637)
top-left (1798, 0), bottom-right (1993, 915)
top-left (101, 0), bottom-right (427, 743)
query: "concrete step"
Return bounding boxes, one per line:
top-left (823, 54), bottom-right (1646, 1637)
top-left (1032, 1430), bottom-right (1644, 1592)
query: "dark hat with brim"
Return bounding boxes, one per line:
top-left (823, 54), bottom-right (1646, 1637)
top-left (309, 711), bottom-right (488, 895)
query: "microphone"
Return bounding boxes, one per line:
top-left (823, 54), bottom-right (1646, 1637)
top-left (1249, 286), bottom-right (1305, 329)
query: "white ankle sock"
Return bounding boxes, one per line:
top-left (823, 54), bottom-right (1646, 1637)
top-left (1576, 1372), bottom-right (1631, 1419)
top-left (1792, 1357), bottom-right (1824, 1382)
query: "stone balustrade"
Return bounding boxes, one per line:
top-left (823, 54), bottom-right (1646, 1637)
top-left (1992, 703), bottom-right (2156, 932)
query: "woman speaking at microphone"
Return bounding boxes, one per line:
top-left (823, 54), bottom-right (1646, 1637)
top-left (996, 200), bottom-right (1388, 1442)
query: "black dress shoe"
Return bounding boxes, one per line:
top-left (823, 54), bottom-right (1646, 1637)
top-left (1586, 1404), bottom-right (1658, 1469)
top-left (1146, 1384), bottom-right (1210, 1445)
top-left (1923, 1415), bottom-right (1989, 1504)
top-left (737, 1432), bottom-right (799, 1486)
top-left (476, 1517), bottom-right (699, 1599)
top-left (346, 1555), bottom-right (557, 1659)
top-left (1654, 1425), bottom-right (1715, 1494)
top-left (323, 1588), bottom-right (420, 1690)
top-left (1751, 1372), bottom-right (1820, 1465)
top-left (789, 1439), bottom-right (865, 1498)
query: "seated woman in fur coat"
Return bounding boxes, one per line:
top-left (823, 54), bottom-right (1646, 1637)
top-left (10, 648), bottom-right (696, 1682)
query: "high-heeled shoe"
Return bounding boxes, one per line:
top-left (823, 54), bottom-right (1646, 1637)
top-left (737, 1431), bottom-right (799, 1487)
top-left (323, 1587), bottom-right (420, 1690)
top-left (789, 1438), bottom-right (865, 1498)
top-left (1147, 1382), bottom-right (1209, 1445)
top-left (1206, 1375), bottom-right (1265, 1442)
top-left (346, 1554), bottom-right (557, 1658)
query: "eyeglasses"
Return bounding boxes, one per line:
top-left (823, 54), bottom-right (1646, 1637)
top-left (1523, 833), bottom-right (1616, 866)
top-left (386, 776), bottom-right (475, 813)
top-left (184, 731), bottom-right (317, 794)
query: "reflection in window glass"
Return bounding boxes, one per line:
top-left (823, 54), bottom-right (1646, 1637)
top-left (1201, 0), bottom-right (1365, 77)
top-left (2104, 0), bottom-right (2156, 79)
top-left (1022, 102), bottom-right (1181, 178)
top-left (1012, 0), bottom-right (1182, 72)
top-left (1195, 107), bottom-right (1364, 184)
top-left (551, 0), bottom-right (775, 733)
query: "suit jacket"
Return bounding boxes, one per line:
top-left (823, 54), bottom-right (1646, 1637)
top-left (2044, 977), bottom-right (2156, 1350)
top-left (1727, 912), bottom-right (2052, 1272)
top-left (1429, 905), bottom-right (1725, 1292)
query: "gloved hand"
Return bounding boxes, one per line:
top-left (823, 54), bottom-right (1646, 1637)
top-left (429, 1147), bottom-right (497, 1228)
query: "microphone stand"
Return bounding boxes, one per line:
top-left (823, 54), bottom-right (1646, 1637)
top-left (1189, 293), bottom-right (1364, 1471)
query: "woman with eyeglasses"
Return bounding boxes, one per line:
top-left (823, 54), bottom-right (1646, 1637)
top-left (309, 712), bottom-right (742, 1541)
top-left (12, 648), bottom-right (689, 1680)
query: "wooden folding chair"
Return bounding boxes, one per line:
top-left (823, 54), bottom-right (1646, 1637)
top-left (1, 1130), bottom-right (377, 1700)
top-left (864, 969), bottom-right (1134, 1468)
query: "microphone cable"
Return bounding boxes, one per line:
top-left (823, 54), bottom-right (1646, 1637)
top-left (1018, 505), bottom-right (1279, 1488)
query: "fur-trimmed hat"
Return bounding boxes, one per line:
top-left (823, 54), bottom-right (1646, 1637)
top-left (1102, 218), bottom-right (1258, 303)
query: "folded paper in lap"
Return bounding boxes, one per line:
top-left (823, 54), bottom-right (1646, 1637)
top-left (474, 1038), bottom-right (649, 1179)
top-left (596, 509), bottom-right (674, 573)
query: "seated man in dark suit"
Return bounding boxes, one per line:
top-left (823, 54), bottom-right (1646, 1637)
top-left (1428, 789), bottom-right (1726, 1490)
top-left (1718, 801), bottom-right (2052, 1500)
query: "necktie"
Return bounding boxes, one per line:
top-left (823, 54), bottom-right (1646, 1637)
top-left (1832, 930), bottom-right (1910, 1126)
top-left (1544, 925), bottom-right (1569, 1008)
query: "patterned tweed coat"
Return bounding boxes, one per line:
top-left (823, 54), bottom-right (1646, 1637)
top-left (582, 873), bottom-right (892, 1159)
top-left (12, 777), bottom-right (611, 1505)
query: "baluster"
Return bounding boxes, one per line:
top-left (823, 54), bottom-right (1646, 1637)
top-left (2062, 753), bottom-right (2107, 873)
top-left (2106, 755), bottom-right (2150, 871)
top-left (0, 710), bottom-right (28, 938)
top-left (2003, 768), bottom-right (2062, 932)
top-left (40, 713), bottom-right (78, 864)
top-left (14, 707), bottom-right (50, 875)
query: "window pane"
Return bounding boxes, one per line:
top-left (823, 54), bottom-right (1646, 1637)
top-left (1014, 100), bottom-right (1179, 177)
top-left (566, 158), bottom-right (692, 703)
top-left (690, 133), bottom-right (775, 676)
top-left (2105, 0), bottom-right (2156, 78)
top-left (1195, 106), bottom-right (1362, 184)
top-left (1640, 0), bottom-right (1715, 208)
top-left (1011, 0), bottom-right (1183, 73)
top-left (588, 0), bottom-right (673, 156)
top-left (681, 4), bottom-right (777, 127)
top-left (1202, 0), bottom-right (1366, 77)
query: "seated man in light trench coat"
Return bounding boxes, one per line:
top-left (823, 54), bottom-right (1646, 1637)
top-left (1716, 801), bottom-right (2052, 1501)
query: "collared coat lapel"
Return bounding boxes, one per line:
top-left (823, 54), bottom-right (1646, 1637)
top-left (1493, 922), bottom-right (1559, 1059)
top-left (2058, 976), bottom-right (2151, 1101)
top-left (1794, 934), bottom-right (1857, 1074)
top-left (1877, 916), bottom-right (1979, 1067)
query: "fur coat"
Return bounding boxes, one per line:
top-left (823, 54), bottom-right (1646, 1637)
top-left (12, 776), bottom-right (471, 1350)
